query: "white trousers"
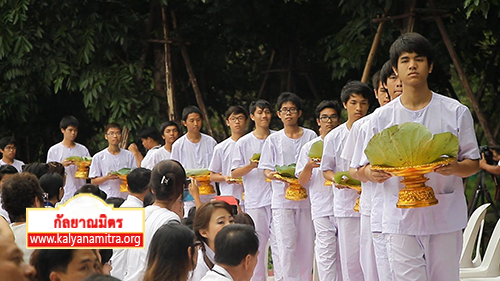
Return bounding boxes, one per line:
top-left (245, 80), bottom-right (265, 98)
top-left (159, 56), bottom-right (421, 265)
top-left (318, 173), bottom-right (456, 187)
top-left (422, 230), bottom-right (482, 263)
top-left (386, 230), bottom-right (462, 281)
top-left (360, 214), bottom-right (378, 281)
top-left (272, 208), bottom-right (314, 281)
top-left (372, 232), bottom-right (392, 281)
top-left (313, 216), bottom-right (342, 281)
top-left (337, 217), bottom-right (364, 281)
top-left (247, 206), bottom-right (281, 281)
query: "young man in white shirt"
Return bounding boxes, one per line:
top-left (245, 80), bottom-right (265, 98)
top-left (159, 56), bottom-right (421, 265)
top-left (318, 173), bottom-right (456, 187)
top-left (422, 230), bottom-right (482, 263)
top-left (296, 100), bottom-right (341, 281)
top-left (46, 116), bottom-right (90, 202)
top-left (171, 106), bottom-right (217, 213)
top-left (0, 137), bottom-right (24, 172)
top-left (321, 81), bottom-right (371, 281)
top-left (354, 32), bottom-right (480, 280)
top-left (145, 121), bottom-right (181, 169)
top-left (128, 127), bottom-right (162, 168)
top-left (89, 123), bottom-right (137, 199)
top-left (231, 100), bottom-right (279, 281)
top-left (259, 92), bottom-right (317, 281)
top-left (210, 106), bottom-right (248, 207)
top-left (201, 224), bottom-right (259, 281)
top-left (111, 167), bottom-right (151, 280)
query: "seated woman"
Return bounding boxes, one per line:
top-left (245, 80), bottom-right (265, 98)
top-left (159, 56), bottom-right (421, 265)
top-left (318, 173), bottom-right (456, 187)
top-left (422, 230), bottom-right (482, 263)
top-left (191, 201), bottom-right (235, 281)
top-left (143, 222), bottom-right (199, 281)
top-left (31, 248), bottom-right (101, 281)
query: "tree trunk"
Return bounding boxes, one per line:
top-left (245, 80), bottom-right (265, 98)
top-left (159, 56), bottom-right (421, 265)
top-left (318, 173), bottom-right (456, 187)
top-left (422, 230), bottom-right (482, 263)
top-left (162, 6), bottom-right (176, 122)
top-left (361, 21), bottom-right (385, 83)
top-left (430, 0), bottom-right (496, 146)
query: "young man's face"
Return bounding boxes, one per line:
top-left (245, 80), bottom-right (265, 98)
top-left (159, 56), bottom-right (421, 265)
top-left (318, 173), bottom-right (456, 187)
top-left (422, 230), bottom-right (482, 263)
top-left (141, 137), bottom-right (157, 150)
top-left (162, 125), bottom-right (180, 145)
top-left (0, 144), bottom-right (16, 160)
top-left (250, 106), bottom-right (272, 129)
top-left (51, 249), bottom-right (101, 281)
top-left (226, 113), bottom-right (247, 135)
top-left (384, 73), bottom-right (403, 100)
top-left (343, 93), bottom-right (369, 122)
top-left (316, 107), bottom-right (340, 135)
top-left (394, 52), bottom-right (433, 87)
top-left (182, 113), bottom-right (203, 134)
top-left (375, 81), bottom-right (390, 106)
top-left (61, 126), bottom-right (78, 142)
top-left (277, 101), bottom-right (302, 127)
top-left (104, 127), bottom-right (122, 146)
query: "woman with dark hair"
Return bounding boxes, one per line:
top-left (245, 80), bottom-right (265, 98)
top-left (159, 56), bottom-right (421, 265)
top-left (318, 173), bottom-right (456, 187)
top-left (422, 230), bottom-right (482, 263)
top-left (191, 201), bottom-right (235, 281)
top-left (39, 172), bottom-right (64, 207)
top-left (143, 222), bottom-right (199, 281)
top-left (31, 248), bottom-right (101, 281)
top-left (122, 160), bottom-right (186, 281)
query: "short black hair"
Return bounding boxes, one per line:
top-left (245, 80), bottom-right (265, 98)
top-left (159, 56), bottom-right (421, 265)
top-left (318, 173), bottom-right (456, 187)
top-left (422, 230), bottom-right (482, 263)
top-left (340, 81), bottom-right (373, 104)
top-left (276, 92), bottom-right (303, 111)
top-left (0, 136), bottom-right (16, 150)
top-left (83, 273), bottom-right (121, 281)
top-left (39, 172), bottom-right (64, 200)
top-left (233, 213), bottom-right (255, 230)
top-left (1, 173), bottom-right (44, 222)
top-left (0, 165), bottom-right (18, 181)
top-left (22, 162), bottom-right (49, 179)
top-left (104, 123), bottom-right (121, 134)
top-left (138, 127), bottom-right (162, 144)
top-left (371, 70), bottom-right (381, 90)
top-left (380, 60), bottom-right (395, 86)
top-left (74, 184), bottom-right (107, 201)
top-left (32, 249), bottom-right (99, 281)
top-left (105, 197), bottom-right (125, 208)
top-left (315, 100), bottom-right (341, 118)
top-left (181, 106), bottom-right (203, 121)
top-left (127, 167), bottom-right (151, 194)
top-left (149, 160), bottom-right (185, 202)
top-left (390, 32), bottom-right (434, 70)
top-left (160, 121), bottom-right (181, 136)
top-left (224, 106), bottom-right (249, 120)
top-left (249, 100), bottom-right (271, 115)
top-left (47, 161), bottom-right (65, 178)
top-left (214, 224), bottom-right (259, 266)
top-left (59, 116), bottom-right (79, 130)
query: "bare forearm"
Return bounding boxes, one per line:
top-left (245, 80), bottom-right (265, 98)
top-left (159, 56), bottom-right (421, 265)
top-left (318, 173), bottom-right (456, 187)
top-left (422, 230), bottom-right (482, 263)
top-left (454, 159), bottom-right (480, 178)
top-left (91, 176), bottom-right (109, 186)
top-left (298, 166), bottom-right (313, 186)
top-left (322, 170), bottom-right (335, 182)
top-left (231, 165), bottom-right (253, 178)
top-left (210, 172), bottom-right (227, 183)
top-left (264, 169), bottom-right (275, 180)
top-left (482, 164), bottom-right (500, 176)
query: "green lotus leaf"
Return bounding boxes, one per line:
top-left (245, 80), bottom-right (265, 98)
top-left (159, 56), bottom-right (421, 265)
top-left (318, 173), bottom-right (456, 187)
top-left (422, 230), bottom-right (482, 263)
top-left (110, 168), bottom-right (132, 176)
top-left (275, 164), bottom-right (297, 178)
top-left (81, 156), bottom-right (92, 161)
top-left (66, 156), bottom-right (83, 161)
top-left (365, 122), bottom-right (459, 167)
top-left (333, 171), bottom-right (361, 186)
top-left (308, 140), bottom-right (324, 159)
top-left (185, 168), bottom-right (210, 177)
top-left (251, 153), bottom-right (261, 161)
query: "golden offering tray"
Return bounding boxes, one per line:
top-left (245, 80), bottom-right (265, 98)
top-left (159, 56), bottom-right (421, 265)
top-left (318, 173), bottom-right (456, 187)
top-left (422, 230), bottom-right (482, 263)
top-left (227, 177), bottom-right (243, 185)
top-left (191, 175), bottom-right (216, 195)
top-left (74, 160), bottom-right (91, 179)
top-left (371, 157), bottom-right (454, 208)
top-left (118, 175), bottom-right (129, 193)
top-left (250, 159), bottom-right (259, 164)
top-left (324, 180), bottom-right (361, 211)
top-left (274, 174), bottom-right (308, 201)
top-left (354, 192), bottom-right (361, 212)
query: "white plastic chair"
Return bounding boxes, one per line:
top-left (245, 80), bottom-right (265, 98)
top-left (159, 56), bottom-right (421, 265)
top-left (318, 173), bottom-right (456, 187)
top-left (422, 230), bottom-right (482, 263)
top-left (461, 203), bottom-right (491, 268)
top-left (460, 218), bottom-right (500, 278)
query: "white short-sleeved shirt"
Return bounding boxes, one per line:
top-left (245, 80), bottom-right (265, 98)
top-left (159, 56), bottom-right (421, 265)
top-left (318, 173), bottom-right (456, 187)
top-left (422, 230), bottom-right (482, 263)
top-left (320, 123), bottom-right (360, 218)
top-left (0, 159), bottom-right (24, 172)
top-left (192, 244), bottom-right (216, 281)
top-left (231, 131), bottom-right (275, 209)
top-left (140, 145), bottom-right (162, 169)
top-left (209, 138), bottom-right (243, 201)
top-left (46, 142), bottom-right (91, 202)
top-left (200, 264), bottom-right (234, 281)
top-left (258, 128), bottom-right (317, 209)
top-left (144, 146), bottom-right (172, 170)
top-left (88, 148), bottom-right (137, 199)
top-left (110, 194), bottom-right (144, 279)
top-left (353, 93), bottom-right (480, 235)
top-left (122, 205), bottom-right (180, 281)
top-left (295, 136), bottom-right (334, 219)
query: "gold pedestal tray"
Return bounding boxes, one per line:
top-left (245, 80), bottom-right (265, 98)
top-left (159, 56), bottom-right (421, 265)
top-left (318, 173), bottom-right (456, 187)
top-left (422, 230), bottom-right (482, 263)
top-left (354, 192), bottom-right (361, 212)
top-left (227, 178), bottom-right (243, 185)
top-left (275, 174), bottom-right (308, 201)
top-left (192, 175), bottom-right (216, 195)
top-left (118, 175), bottom-right (129, 193)
top-left (371, 157), bottom-right (454, 209)
top-left (75, 161), bottom-right (91, 179)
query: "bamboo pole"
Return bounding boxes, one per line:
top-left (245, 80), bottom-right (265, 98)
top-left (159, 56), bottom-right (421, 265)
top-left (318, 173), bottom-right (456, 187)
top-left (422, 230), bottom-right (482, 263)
top-left (162, 7), bottom-right (176, 121)
top-left (361, 21), bottom-right (385, 83)
top-left (430, 0), bottom-right (496, 146)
